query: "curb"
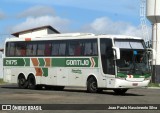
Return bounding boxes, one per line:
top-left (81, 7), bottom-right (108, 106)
top-left (147, 87), bottom-right (160, 89)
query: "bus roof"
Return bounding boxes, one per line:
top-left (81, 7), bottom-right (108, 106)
top-left (5, 33), bottom-right (143, 42)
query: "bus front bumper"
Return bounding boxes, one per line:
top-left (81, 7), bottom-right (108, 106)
top-left (114, 78), bottom-right (150, 88)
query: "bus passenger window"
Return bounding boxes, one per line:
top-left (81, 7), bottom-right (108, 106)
top-left (84, 42), bottom-right (92, 55)
top-left (68, 42), bottom-right (75, 55)
top-left (21, 48), bottom-right (26, 56)
top-left (75, 44), bottom-right (81, 56)
top-left (52, 43), bottom-right (59, 56)
top-left (37, 43), bottom-right (45, 56)
top-left (9, 43), bottom-right (16, 56)
top-left (15, 43), bottom-right (26, 56)
top-left (59, 43), bottom-right (66, 55)
top-left (45, 44), bottom-right (51, 56)
top-left (26, 43), bottom-right (37, 56)
top-left (92, 42), bottom-right (98, 55)
top-left (69, 41), bottom-right (82, 56)
top-left (15, 47), bottom-right (21, 56)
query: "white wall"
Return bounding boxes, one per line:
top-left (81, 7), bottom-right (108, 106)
top-left (19, 28), bottom-right (48, 38)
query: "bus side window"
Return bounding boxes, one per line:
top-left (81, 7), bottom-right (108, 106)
top-left (59, 43), bottom-right (66, 56)
top-left (20, 47), bottom-right (26, 56)
top-left (5, 42), bottom-right (9, 56)
top-left (26, 43), bottom-right (37, 56)
top-left (52, 43), bottom-right (59, 56)
top-left (68, 41), bottom-right (75, 56)
top-left (45, 43), bottom-right (51, 56)
top-left (84, 42), bottom-right (92, 55)
top-left (74, 44), bottom-right (81, 56)
top-left (9, 42), bottom-right (16, 56)
top-left (68, 40), bottom-right (82, 56)
top-left (37, 43), bottom-right (45, 56)
top-left (16, 42), bottom-right (26, 56)
top-left (92, 42), bottom-right (98, 55)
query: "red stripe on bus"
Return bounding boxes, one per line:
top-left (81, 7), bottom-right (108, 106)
top-left (35, 68), bottom-right (43, 76)
top-left (45, 58), bottom-right (51, 67)
top-left (31, 58), bottom-right (39, 66)
top-left (25, 38), bottom-right (31, 41)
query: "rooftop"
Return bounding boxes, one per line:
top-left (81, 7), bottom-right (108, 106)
top-left (11, 25), bottom-right (60, 37)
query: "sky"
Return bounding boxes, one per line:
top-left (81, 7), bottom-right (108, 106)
top-left (0, 0), bottom-right (152, 37)
top-left (0, 0), bottom-right (152, 77)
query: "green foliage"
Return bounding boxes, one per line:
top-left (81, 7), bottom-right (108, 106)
top-left (0, 79), bottom-right (4, 84)
top-left (148, 83), bottom-right (160, 87)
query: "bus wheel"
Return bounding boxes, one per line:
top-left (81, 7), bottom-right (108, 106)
top-left (28, 75), bottom-right (36, 90)
top-left (87, 77), bottom-right (98, 93)
top-left (113, 89), bottom-right (128, 95)
top-left (18, 75), bottom-right (28, 89)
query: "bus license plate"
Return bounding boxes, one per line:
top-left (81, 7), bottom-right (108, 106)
top-left (132, 83), bottom-right (138, 86)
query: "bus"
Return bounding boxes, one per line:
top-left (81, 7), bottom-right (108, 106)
top-left (3, 33), bottom-right (155, 94)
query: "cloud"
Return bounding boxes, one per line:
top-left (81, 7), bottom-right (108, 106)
top-left (0, 11), bottom-right (5, 19)
top-left (11, 5), bottom-right (70, 33)
top-left (18, 5), bottom-right (55, 18)
top-left (81, 17), bottom-right (151, 38)
top-left (7, 0), bottom-right (139, 16)
top-left (11, 16), bottom-right (70, 33)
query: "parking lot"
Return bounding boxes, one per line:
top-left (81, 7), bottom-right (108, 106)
top-left (0, 84), bottom-right (160, 113)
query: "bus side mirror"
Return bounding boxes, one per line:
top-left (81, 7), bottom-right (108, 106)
top-left (112, 47), bottom-right (120, 60)
top-left (147, 48), bottom-right (156, 60)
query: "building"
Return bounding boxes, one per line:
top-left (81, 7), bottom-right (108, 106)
top-left (11, 25), bottom-right (60, 38)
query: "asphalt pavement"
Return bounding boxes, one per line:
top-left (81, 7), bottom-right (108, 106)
top-left (0, 84), bottom-right (160, 113)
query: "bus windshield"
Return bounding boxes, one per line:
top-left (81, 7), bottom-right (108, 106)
top-left (114, 39), bottom-right (151, 78)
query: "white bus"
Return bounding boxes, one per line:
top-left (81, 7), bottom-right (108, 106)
top-left (3, 33), bottom-right (154, 94)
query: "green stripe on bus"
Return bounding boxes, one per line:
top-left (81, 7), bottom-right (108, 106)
top-left (51, 57), bottom-right (98, 67)
top-left (4, 58), bottom-right (30, 66)
top-left (52, 58), bottom-right (66, 67)
top-left (4, 58), bottom-right (25, 66)
top-left (65, 58), bottom-right (91, 67)
top-left (93, 57), bottom-right (98, 67)
top-left (24, 58), bottom-right (30, 66)
top-left (42, 68), bottom-right (48, 77)
top-left (38, 58), bottom-right (45, 66)
top-left (65, 57), bottom-right (98, 67)
top-left (4, 57), bottom-right (98, 67)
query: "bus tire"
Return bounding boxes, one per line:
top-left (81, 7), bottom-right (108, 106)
top-left (28, 75), bottom-right (36, 90)
top-left (113, 89), bottom-right (128, 95)
top-left (87, 77), bottom-right (98, 93)
top-left (18, 75), bottom-right (28, 89)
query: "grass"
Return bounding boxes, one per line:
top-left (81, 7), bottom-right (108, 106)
top-left (148, 83), bottom-right (160, 87)
top-left (0, 79), bottom-right (5, 84)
